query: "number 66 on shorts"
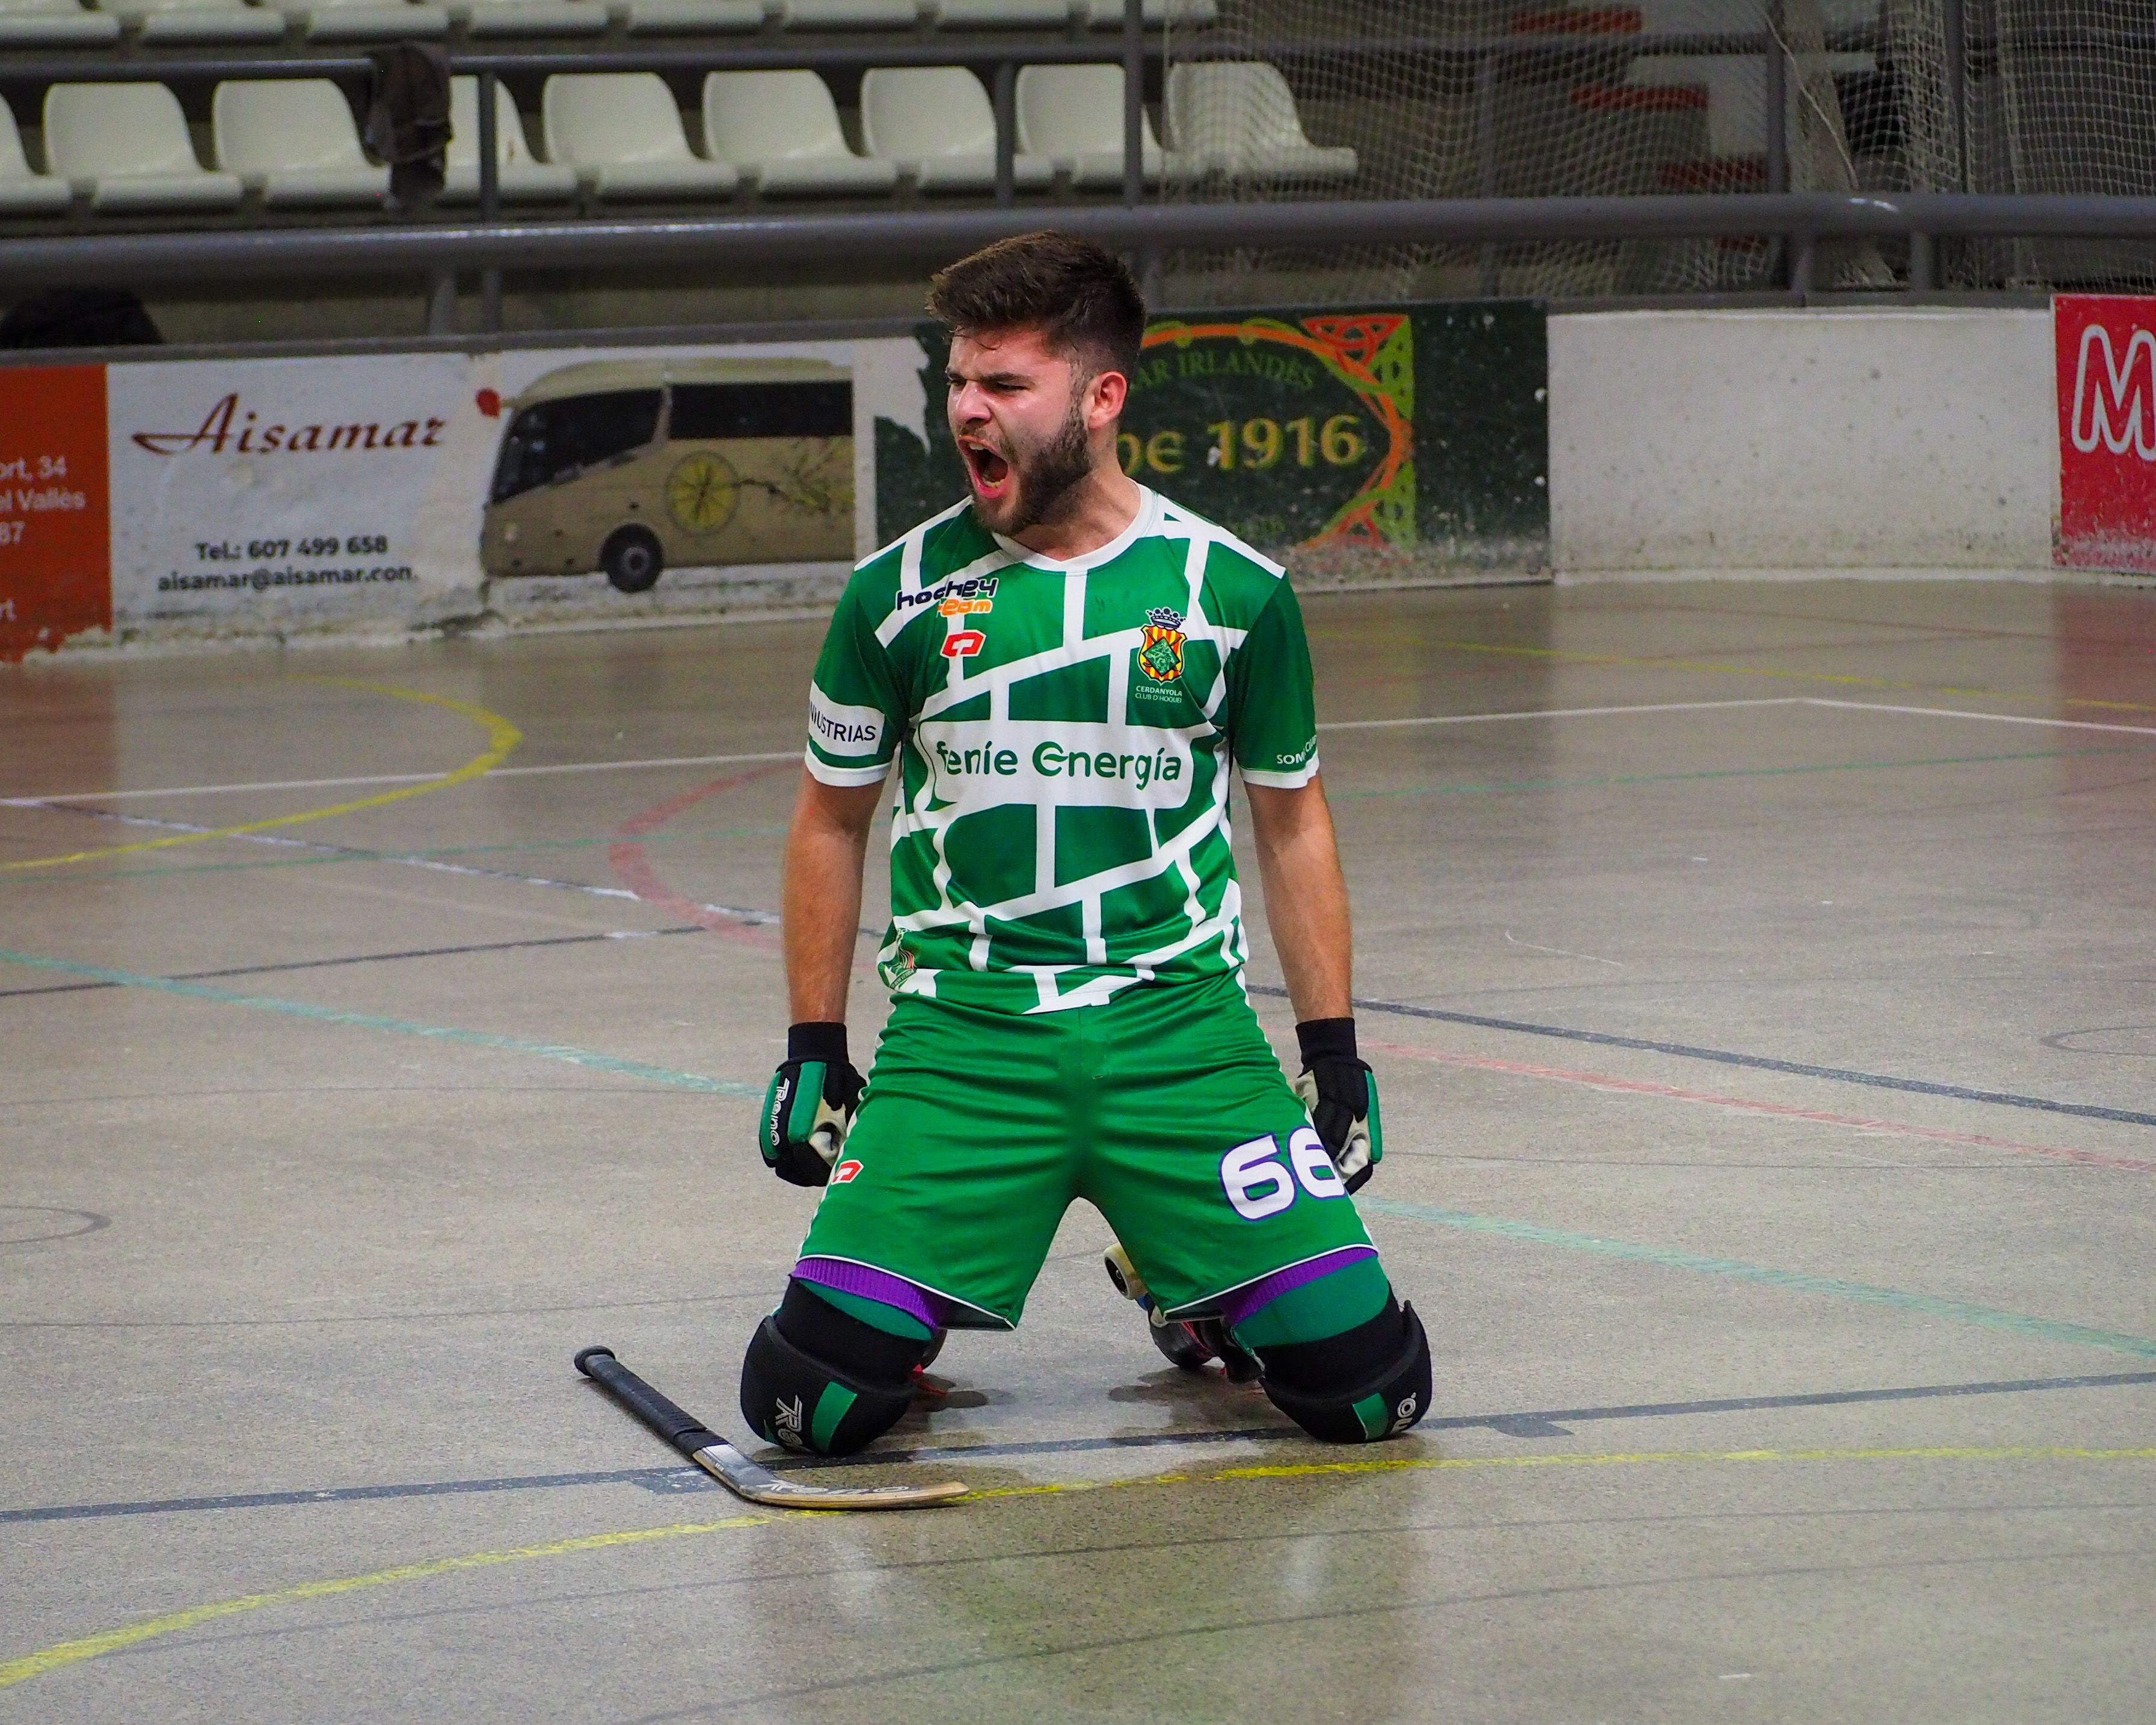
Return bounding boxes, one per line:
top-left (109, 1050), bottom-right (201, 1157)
top-left (1220, 1127), bottom-right (1347, 1220)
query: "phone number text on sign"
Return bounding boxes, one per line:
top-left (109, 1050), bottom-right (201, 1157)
top-left (157, 530), bottom-right (413, 593)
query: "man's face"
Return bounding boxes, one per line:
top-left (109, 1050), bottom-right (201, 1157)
top-left (946, 327), bottom-right (1103, 537)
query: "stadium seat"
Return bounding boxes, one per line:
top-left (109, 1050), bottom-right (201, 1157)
top-left (702, 71), bottom-right (898, 196)
top-left (1016, 63), bottom-right (1192, 188)
top-left (0, 0), bottom-right (119, 45)
top-left (277, 0), bottom-right (445, 38)
top-left (860, 66), bottom-right (1054, 192)
top-left (43, 83), bottom-right (244, 213)
top-left (213, 80), bottom-right (387, 207)
top-left (617, 0), bottom-right (758, 35)
top-left (443, 76), bottom-right (579, 201)
top-left (779, 0), bottom-right (917, 28)
top-left (102, 0), bottom-right (285, 41)
top-left (451, 0), bottom-right (606, 35)
top-left (0, 0), bottom-right (117, 43)
top-left (542, 73), bottom-right (739, 200)
top-left (931, 0), bottom-right (1067, 25)
top-left (1165, 61), bottom-right (1356, 184)
top-left (1080, 0), bottom-right (1214, 23)
top-left (0, 98), bottom-right (72, 216)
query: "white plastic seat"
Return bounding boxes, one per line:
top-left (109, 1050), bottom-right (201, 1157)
top-left (0, 98), bottom-right (72, 215)
top-left (1165, 61), bottom-right (1356, 184)
top-left (450, 0), bottom-right (606, 35)
top-left (618, 0), bottom-right (758, 34)
top-left (101, 0), bottom-right (284, 42)
top-left (702, 70), bottom-right (897, 196)
top-left (860, 66), bottom-right (1054, 192)
top-left (443, 76), bottom-right (578, 201)
top-left (932, 0), bottom-right (1066, 25)
top-left (780, 0), bottom-right (917, 27)
top-left (1082, 0), bottom-right (1214, 23)
top-left (43, 83), bottom-right (244, 213)
top-left (280, 0), bottom-right (446, 40)
top-left (1016, 63), bottom-right (1194, 188)
top-left (0, 0), bottom-right (119, 45)
top-left (542, 73), bottom-right (739, 200)
top-left (213, 80), bottom-right (386, 207)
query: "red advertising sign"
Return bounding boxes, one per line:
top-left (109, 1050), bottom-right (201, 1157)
top-left (2056, 294), bottom-right (2156, 573)
top-left (0, 364), bottom-right (110, 660)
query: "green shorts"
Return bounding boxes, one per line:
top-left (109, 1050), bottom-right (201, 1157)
top-left (795, 971), bottom-right (1375, 1329)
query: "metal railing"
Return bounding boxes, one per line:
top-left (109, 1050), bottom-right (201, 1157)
top-left (2, 0), bottom-right (2149, 332)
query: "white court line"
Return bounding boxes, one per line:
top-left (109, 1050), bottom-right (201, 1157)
top-left (13, 695), bottom-right (2148, 809)
top-left (2, 702), bottom-right (1792, 804)
top-left (1797, 697), bottom-right (2156, 739)
top-left (0, 749), bottom-right (803, 806)
top-left (1324, 698), bottom-right (1803, 732)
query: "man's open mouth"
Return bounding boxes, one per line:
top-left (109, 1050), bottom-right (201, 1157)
top-left (960, 438), bottom-right (1012, 498)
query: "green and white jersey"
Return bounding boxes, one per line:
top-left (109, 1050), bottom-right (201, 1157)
top-left (805, 485), bottom-right (1320, 1015)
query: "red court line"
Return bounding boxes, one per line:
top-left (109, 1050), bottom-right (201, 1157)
top-left (1367, 1039), bottom-right (2156, 1176)
top-left (607, 763), bottom-right (796, 949)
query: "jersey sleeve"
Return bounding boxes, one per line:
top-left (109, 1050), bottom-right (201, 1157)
top-left (1224, 576), bottom-right (1321, 789)
top-left (804, 576), bottom-right (906, 786)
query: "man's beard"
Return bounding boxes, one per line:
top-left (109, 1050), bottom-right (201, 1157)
top-left (977, 395), bottom-right (1095, 536)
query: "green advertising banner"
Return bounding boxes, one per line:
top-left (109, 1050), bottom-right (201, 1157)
top-left (874, 300), bottom-right (1547, 580)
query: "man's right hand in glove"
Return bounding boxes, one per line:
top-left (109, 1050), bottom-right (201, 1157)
top-left (760, 1021), bottom-right (865, 1187)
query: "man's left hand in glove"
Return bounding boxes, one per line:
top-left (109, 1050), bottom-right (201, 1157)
top-left (760, 1021), bottom-right (865, 1187)
top-left (1291, 1016), bottom-right (1382, 1193)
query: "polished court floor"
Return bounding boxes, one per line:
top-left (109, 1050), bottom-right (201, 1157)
top-left (3, 579), bottom-right (2154, 1723)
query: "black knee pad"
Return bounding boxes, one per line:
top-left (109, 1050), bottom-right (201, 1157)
top-left (737, 1281), bottom-right (928, 1456)
top-left (1257, 1297), bottom-right (1431, 1444)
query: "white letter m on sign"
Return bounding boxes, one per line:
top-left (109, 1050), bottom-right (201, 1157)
top-left (2071, 322), bottom-right (2156, 460)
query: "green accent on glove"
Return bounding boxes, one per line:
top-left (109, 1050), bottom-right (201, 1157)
top-left (1366, 1069), bottom-right (1384, 1166)
top-left (786, 1059), bottom-right (828, 1145)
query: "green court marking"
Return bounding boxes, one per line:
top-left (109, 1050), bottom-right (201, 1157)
top-left (1363, 1198), bottom-right (2156, 1360)
top-left (0, 822), bottom-right (791, 887)
top-left (1331, 743), bottom-right (2154, 803)
top-left (0, 948), bottom-right (757, 1098)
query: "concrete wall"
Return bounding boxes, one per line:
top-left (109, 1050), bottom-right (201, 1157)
top-left (1549, 308), bottom-right (2059, 576)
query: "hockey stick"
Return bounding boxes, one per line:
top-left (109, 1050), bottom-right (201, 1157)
top-left (573, 1346), bottom-right (968, 1510)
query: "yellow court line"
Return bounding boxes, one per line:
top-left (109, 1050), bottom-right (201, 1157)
top-left (1321, 632), bottom-right (2156, 716)
top-left (0, 679), bottom-right (523, 872)
top-left (6, 1445), bottom-right (2155, 1695)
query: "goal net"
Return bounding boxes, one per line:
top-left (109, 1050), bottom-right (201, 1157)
top-left (1155, 0), bottom-right (1888, 307)
top-left (1890, 0), bottom-right (2156, 292)
top-left (1154, 0), bottom-right (2153, 303)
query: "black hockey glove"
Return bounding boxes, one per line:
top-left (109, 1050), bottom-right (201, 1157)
top-left (1291, 1017), bottom-right (1382, 1193)
top-left (760, 1022), bottom-right (865, 1188)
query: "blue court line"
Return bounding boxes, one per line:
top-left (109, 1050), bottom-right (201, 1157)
top-left (1362, 1198), bottom-right (2156, 1360)
top-left (0, 949), bottom-right (757, 1098)
top-left (1244, 986), bottom-right (2156, 1131)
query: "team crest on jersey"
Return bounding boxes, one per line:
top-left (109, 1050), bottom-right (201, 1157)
top-left (1137, 607), bottom-right (1187, 684)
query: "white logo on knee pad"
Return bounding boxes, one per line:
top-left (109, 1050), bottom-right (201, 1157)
top-left (1387, 1393), bottom-right (1420, 1435)
top-left (773, 1393), bottom-right (808, 1450)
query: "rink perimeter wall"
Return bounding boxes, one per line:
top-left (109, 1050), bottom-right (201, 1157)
top-left (5, 297), bottom-right (2154, 660)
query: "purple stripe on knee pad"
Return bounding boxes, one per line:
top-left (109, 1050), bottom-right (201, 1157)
top-left (792, 1256), bottom-right (945, 1331)
top-left (1216, 1245), bottom-right (1380, 1332)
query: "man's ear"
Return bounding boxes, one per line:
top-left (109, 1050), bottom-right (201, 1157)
top-left (1086, 367), bottom-right (1129, 431)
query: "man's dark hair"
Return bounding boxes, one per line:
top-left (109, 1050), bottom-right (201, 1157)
top-left (927, 231), bottom-right (1146, 384)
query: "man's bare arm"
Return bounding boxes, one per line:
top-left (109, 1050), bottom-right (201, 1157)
top-left (1244, 775), bottom-right (1352, 1022)
top-left (782, 772), bottom-right (883, 1022)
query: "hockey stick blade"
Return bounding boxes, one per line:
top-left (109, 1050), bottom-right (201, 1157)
top-left (573, 1345), bottom-right (967, 1510)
